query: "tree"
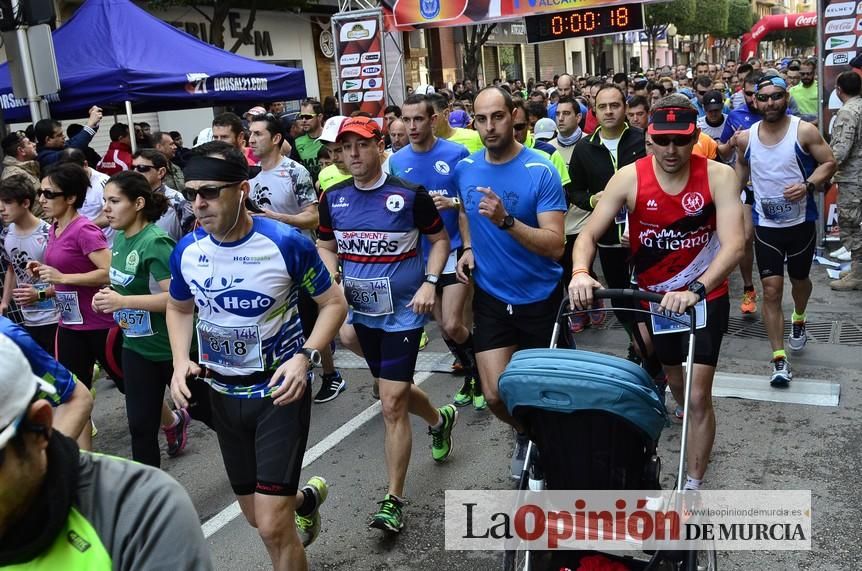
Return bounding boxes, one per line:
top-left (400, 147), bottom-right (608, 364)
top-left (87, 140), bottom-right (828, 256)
top-left (763, 27), bottom-right (817, 56)
top-left (676, 0), bottom-right (730, 61)
top-left (644, 0), bottom-right (695, 69)
top-left (724, 0), bottom-right (755, 39)
top-left (147, 0), bottom-right (306, 52)
top-left (461, 23), bottom-right (497, 84)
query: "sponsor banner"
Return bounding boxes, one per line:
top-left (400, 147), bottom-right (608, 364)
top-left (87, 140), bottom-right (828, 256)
top-left (381, 0), bottom-right (667, 31)
top-left (825, 183), bottom-right (841, 240)
top-left (332, 9), bottom-right (388, 120)
top-left (822, 0), bottom-right (862, 143)
top-left (445, 490), bottom-right (812, 551)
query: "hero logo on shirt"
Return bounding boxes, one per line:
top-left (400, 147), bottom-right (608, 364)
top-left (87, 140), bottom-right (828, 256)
top-left (681, 192), bottom-right (705, 216)
top-left (434, 161), bottom-right (450, 175)
top-left (214, 290), bottom-right (275, 317)
top-left (386, 194), bottom-right (405, 212)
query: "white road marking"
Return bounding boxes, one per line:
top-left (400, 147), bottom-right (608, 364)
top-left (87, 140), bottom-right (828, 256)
top-left (202, 371), bottom-right (435, 538)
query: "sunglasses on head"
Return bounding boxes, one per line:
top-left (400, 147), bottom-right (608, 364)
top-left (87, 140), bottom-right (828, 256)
top-left (651, 133), bottom-right (695, 147)
top-left (755, 92), bottom-right (785, 102)
top-left (183, 182), bottom-right (239, 201)
top-left (37, 188), bottom-right (65, 199)
top-left (133, 164), bottom-right (157, 173)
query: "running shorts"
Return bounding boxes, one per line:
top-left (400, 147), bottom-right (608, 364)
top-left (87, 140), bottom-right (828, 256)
top-left (210, 371), bottom-right (312, 496)
top-left (647, 294), bottom-right (729, 367)
top-left (754, 221), bottom-right (816, 280)
top-left (353, 324), bottom-right (423, 382)
top-left (472, 286), bottom-right (561, 353)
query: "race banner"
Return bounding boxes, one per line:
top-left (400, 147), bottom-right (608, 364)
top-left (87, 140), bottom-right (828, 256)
top-left (382, 0), bottom-right (668, 31)
top-left (332, 9), bottom-right (387, 120)
top-left (820, 0), bottom-right (857, 138)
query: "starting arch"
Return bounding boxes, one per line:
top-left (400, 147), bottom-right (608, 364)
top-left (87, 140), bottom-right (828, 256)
top-left (740, 12), bottom-right (817, 61)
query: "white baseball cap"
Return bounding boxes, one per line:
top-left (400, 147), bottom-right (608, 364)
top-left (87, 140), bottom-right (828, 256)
top-left (0, 333), bottom-right (56, 449)
top-left (414, 84), bottom-right (436, 95)
top-left (533, 118), bottom-right (557, 141)
top-left (319, 115), bottom-right (348, 143)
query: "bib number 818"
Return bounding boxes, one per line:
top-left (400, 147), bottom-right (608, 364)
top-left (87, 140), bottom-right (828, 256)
top-left (210, 338), bottom-right (248, 356)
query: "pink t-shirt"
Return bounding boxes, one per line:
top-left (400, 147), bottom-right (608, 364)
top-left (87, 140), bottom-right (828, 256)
top-left (44, 215), bottom-right (114, 330)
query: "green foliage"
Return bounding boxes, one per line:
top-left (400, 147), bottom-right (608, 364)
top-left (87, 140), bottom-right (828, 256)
top-left (763, 27), bottom-right (817, 48)
top-left (676, 0), bottom-right (729, 36)
top-left (724, 0), bottom-right (755, 38)
top-left (644, 0), bottom-right (696, 30)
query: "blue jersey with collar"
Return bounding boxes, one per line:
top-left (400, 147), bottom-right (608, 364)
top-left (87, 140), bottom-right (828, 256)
top-left (388, 138), bottom-right (469, 259)
top-left (169, 217), bottom-right (331, 395)
top-left (454, 146), bottom-right (566, 305)
top-left (0, 316), bottom-right (76, 405)
top-left (720, 104), bottom-right (762, 143)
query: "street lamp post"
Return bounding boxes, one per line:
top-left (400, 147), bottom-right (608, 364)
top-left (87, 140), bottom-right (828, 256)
top-left (666, 24), bottom-right (677, 69)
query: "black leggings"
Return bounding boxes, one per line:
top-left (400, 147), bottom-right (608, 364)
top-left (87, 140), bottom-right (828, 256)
top-left (55, 327), bottom-right (110, 389)
top-left (123, 348), bottom-right (172, 467)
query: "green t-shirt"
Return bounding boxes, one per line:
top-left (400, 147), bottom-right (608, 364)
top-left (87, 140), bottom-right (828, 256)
top-left (318, 164), bottom-right (352, 193)
top-left (789, 81), bottom-right (819, 117)
top-left (295, 134), bottom-right (324, 181)
top-left (446, 127), bottom-right (484, 153)
top-left (109, 224), bottom-right (175, 361)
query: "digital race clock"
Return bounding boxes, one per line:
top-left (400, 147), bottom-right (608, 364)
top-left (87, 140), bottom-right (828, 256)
top-left (525, 3), bottom-right (645, 43)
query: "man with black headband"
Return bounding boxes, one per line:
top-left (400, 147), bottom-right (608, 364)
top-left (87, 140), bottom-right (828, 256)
top-left (735, 77), bottom-right (836, 388)
top-left (166, 141), bottom-right (347, 568)
top-left (569, 94), bottom-right (745, 490)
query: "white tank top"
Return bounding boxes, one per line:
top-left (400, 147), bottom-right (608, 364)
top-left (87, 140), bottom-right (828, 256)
top-left (746, 116), bottom-right (816, 228)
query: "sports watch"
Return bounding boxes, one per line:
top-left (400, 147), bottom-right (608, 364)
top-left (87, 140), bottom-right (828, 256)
top-left (425, 274), bottom-right (440, 285)
top-left (804, 181), bottom-right (816, 194)
top-left (298, 347), bottom-right (322, 368)
top-left (687, 281), bottom-right (707, 302)
top-left (499, 215), bottom-right (515, 230)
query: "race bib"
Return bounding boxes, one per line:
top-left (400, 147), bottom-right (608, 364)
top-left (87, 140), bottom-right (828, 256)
top-left (55, 291), bottom-right (83, 325)
top-left (343, 276), bottom-right (394, 316)
top-left (649, 299), bottom-right (707, 335)
top-left (196, 320), bottom-right (263, 370)
top-left (761, 196), bottom-right (802, 223)
top-left (114, 309), bottom-right (154, 338)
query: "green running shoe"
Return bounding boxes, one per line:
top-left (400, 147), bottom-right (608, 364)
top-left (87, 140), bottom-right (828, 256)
top-left (418, 329), bottom-right (429, 351)
top-left (471, 379), bottom-right (487, 411)
top-left (296, 476), bottom-right (328, 547)
top-left (369, 494), bottom-right (404, 532)
top-left (429, 404), bottom-right (458, 462)
top-left (453, 377), bottom-right (473, 407)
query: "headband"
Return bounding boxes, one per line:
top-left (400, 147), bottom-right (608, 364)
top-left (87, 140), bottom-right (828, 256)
top-left (183, 155), bottom-right (249, 183)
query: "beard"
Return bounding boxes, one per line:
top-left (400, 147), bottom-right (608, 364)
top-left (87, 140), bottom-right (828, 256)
top-left (763, 100), bottom-right (788, 122)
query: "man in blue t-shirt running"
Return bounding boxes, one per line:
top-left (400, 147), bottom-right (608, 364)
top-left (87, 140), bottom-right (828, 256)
top-left (454, 87), bottom-right (567, 478)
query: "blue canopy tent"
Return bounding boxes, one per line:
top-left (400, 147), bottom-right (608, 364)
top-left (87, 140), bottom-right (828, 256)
top-left (0, 0), bottom-right (306, 123)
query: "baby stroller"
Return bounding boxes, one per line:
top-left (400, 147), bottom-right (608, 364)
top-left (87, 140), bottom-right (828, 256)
top-left (498, 289), bottom-right (717, 571)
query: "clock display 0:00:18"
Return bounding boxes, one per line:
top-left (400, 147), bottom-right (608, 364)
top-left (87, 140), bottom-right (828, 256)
top-left (550, 7), bottom-right (629, 35)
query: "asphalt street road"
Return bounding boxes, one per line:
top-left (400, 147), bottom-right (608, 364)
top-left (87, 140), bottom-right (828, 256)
top-left (89, 264), bottom-right (862, 570)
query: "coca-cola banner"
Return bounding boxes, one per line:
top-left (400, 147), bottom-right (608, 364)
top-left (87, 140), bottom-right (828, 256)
top-left (332, 9), bottom-right (387, 120)
top-left (820, 0), bottom-right (858, 138)
top-left (740, 13), bottom-right (817, 62)
top-left (380, 0), bottom-right (667, 31)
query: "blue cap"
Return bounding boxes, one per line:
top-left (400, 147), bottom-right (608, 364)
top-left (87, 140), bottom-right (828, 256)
top-left (449, 109), bottom-right (470, 128)
top-left (755, 76), bottom-right (787, 92)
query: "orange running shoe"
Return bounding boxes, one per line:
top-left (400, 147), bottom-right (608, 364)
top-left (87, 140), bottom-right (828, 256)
top-left (740, 289), bottom-right (757, 314)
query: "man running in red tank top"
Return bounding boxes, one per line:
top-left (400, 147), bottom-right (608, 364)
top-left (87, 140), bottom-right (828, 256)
top-left (568, 95), bottom-right (745, 490)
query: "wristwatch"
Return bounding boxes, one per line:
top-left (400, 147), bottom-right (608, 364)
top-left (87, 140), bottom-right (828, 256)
top-left (687, 281), bottom-right (707, 302)
top-left (425, 274), bottom-right (439, 285)
top-left (499, 215), bottom-right (515, 230)
top-left (37, 288), bottom-right (47, 302)
top-left (804, 181), bottom-right (816, 193)
top-left (451, 197), bottom-right (461, 210)
top-left (298, 347), bottom-right (322, 368)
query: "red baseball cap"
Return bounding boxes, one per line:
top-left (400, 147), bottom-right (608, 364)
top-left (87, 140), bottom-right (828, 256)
top-left (648, 107), bottom-right (697, 136)
top-left (336, 116), bottom-right (383, 141)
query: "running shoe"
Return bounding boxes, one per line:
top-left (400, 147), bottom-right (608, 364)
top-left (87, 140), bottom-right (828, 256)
top-left (740, 289), bottom-right (757, 314)
top-left (418, 329), bottom-right (429, 351)
top-left (314, 371), bottom-right (347, 403)
top-left (588, 298), bottom-right (607, 327)
top-left (90, 418), bottom-right (97, 438)
top-left (369, 494), bottom-right (404, 533)
top-left (568, 313), bottom-right (588, 333)
top-left (429, 405), bottom-right (458, 462)
top-left (770, 357), bottom-right (792, 388)
top-left (788, 320), bottom-right (807, 352)
top-left (296, 476), bottom-right (328, 547)
top-left (453, 377), bottom-right (473, 407)
top-left (830, 245), bottom-right (849, 259)
top-left (472, 379), bottom-right (487, 411)
top-left (673, 406), bottom-right (684, 421)
top-left (163, 408), bottom-right (191, 457)
top-left (510, 432), bottom-right (529, 481)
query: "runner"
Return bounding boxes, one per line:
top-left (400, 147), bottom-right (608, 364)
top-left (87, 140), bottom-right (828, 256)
top-left (388, 93), bottom-right (485, 410)
top-left (569, 95), bottom-right (745, 489)
top-left (32, 162), bottom-right (116, 450)
top-left (317, 116), bottom-right (458, 532)
top-left (317, 116), bottom-right (352, 193)
top-left (453, 87), bottom-right (566, 478)
top-left (429, 93), bottom-right (484, 152)
top-left (0, 175), bottom-right (60, 353)
top-left (734, 76), bottom-right (836, 387)
top-left (167, 141), bottom-right (347, 568)
top-left (91, 170), bottom-right (192, 467)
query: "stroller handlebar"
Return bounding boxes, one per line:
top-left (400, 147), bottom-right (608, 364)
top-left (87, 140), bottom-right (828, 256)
top-left (559, 288), bottom-right (697, 324)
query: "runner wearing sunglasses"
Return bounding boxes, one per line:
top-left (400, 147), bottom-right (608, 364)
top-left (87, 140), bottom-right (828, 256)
top-left (569, 95), bottom-right (745, 490)
top-left (734, 77), bottom-right (836, 388)
top-left (131, 150), bottom-right (194, 241)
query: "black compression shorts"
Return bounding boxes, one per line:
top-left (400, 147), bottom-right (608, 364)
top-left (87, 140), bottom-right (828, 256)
top-left (354, 324), bottom-right (422, 382)
top-left (754, 221), bottom-right (816, 281)
top-left (647, 294), bottom-right (729, 367)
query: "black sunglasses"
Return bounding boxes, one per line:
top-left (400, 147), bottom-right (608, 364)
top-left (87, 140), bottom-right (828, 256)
top-left (744, 90), bottom-right (756, 97)
top-left (651, 134), bottom-right (696, 147)
top-left (755, 92), bottom-right (785, 102)
top-left (298, 114), bottom-right (316, 120)
top-left (37, 188), bottom-right (66, 199)
top-left (133, 164), bottom-right (157, 173)
top-left (183, 182), bottom-right (239, 201)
